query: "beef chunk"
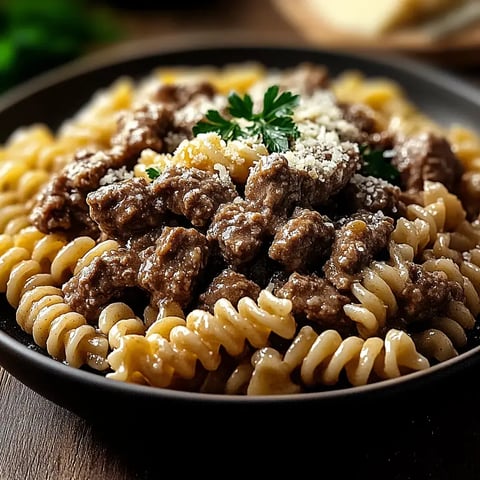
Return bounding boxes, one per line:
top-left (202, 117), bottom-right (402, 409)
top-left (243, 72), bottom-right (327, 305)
top-left (110, 102), bottom-right (174, 157)
top-left (245, 152), bottom-right (360, 221)
top-left (291, 144), bottom-right (361, 207)
top-left (341, 174), bottom-right (402, 217)
top-left (207, 200), bottom-right (270, 266)
top-left (31, 148), bottom-right (136, 238)
top-left (154, 82), bottom-right (216, 107)
top-left (138, 226), bottom-right (209, 307)
top-left (63, 248), bottom-right (140, 322)
top-left (197, 268), bottom-right (261, 313)
top-left (275, 272), bottom-right (355, 336)
top-left (152, 166), bottom-right (238, 227)
top-left (268, 208), bottom-right (334, 272)
top-left (244, 154), bottom-right (303, 218)
top-left (31, 150), bottom-right (111, 238)
top-left (392, 132), bottom-right (463, 193)
top-left (340, 102), bottom-right (377, 140)
top-left (278, 62), bottom-right (330, 95)
top-left (323, 211), bottom-right (394, 290)
top-left (87, 177), bottom-right (165, 240)
top-left (398, 263), bottom-right (464, 324)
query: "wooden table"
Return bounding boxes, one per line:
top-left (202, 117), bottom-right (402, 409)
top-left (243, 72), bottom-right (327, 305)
top-left (1, 2), bottom-right (480, 479)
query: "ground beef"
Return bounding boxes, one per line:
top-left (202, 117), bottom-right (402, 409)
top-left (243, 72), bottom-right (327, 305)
top-left (275, 272), bottom-right (355, 336)
top-left (340, 174), bottom-right (402, 217)
top-left (244, 151), bottom-right (361, 223)
top-left (397, 263), bottom-right (464, 324)
top-left (138, 226), bottom-right (209, 308)
top-left (340, 102), bottom-right (377, 142)
top-left (152, 165), bottom-right (238, 227)
top-left (154, 82), bottom-right (216, 107)
top-left (244, 154), bottom-right (304, 219)
top-left (392, 132), bottom-right (463, 193)
top-left (323, 211), bottom-right (394, 290)
top-left (110, 102), bottom-right (174, 157)
top-left (30, 148), bottom-right (135, 238)
top-left (268, 207), bottom-right (334, 272)
top-left (278, 62), bottom-right (330, 94)
top-left (207, 199), bottom-right (270, 266)
top-left (197, 268), bottom-right (261, 313)
top-left (87, 177), bottom-right (166, 240)
top-left (63, 248), bottom-right (140, 322)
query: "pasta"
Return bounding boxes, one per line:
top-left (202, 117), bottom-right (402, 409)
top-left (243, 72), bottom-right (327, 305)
top-left (1, 60), bottom-right (480, 396)
top-left (243, 325), bottom-right (429, 394)
top-left (16, 284), bottom-right (109, 369)
top-left (107, 290), bottom-right (295, 388)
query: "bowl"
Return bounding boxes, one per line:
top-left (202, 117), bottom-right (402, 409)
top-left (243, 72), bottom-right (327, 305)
top-left (1, 37), bottom-right (480, 429)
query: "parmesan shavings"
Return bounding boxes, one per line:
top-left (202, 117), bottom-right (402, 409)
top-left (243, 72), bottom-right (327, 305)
top-left (284, 90), bottom-right (359, 180)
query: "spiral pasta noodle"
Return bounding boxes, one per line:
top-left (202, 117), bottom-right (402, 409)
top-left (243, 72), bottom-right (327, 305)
top-left (15, 285), bottom-right (109, 370)
top-left (0, 228), bottom-right (121, 308)
top-left (343, 259), bottom-right (407, 338)
top-left (2, 231), bottom-right (120, 370)
top-left (106, 290), bottom-right (296, 387)
top-left (242, 325), bottom-right (430, 394)
top-left (98, 302), bottom-right (145, 350)
top-left (402, 256), bottom-right (477, 362)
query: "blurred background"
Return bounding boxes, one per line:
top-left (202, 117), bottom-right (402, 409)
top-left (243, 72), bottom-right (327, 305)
top-left (1, 0), bottom-right (480, 94)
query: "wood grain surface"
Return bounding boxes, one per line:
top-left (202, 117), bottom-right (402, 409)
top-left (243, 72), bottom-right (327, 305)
top-left (1, 1), bottom-right (480, 479)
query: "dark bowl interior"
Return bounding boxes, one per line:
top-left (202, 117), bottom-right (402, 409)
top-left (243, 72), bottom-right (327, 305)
top-left (1, 40), bottom-right (480, 428)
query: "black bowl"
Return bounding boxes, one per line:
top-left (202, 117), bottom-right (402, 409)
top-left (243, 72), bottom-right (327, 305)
top-left (1, 37), bottom-right (480, 428)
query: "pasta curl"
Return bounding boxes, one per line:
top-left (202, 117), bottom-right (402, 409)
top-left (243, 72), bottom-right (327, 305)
top-left (343, 260), bottom-right (407, 338)
top-left (98, 302), bottom-right (145, 350)
top-left (106, 290), bottom-right (295, 387)
top-left (16, 285), bottom-right (109, 370)
top-left (244, 326), bottom-right (429, 394)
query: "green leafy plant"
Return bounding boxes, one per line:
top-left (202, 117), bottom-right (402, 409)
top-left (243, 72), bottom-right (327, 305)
top-left (145, 166), bottom-right (161, 180)
top-left (0, 0), bottom-right (121, 93)
top-left (360, 145), bottom-right (400, 184)
top-left (193, 85), bottom-right (300, 153)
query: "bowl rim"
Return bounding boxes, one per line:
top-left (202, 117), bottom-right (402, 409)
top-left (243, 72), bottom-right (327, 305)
top-left (1, 31), bottom-right (480, 116)
top-left (1, 35), bottom-right (480, 407)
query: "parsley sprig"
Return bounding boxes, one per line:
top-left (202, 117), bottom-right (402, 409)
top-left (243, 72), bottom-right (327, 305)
top-left (360, 145), bottom-right (400, 184)
top-left (145, 166), bottom-right (161, 180)
top-left (193, 85), bottom-right (300, 153)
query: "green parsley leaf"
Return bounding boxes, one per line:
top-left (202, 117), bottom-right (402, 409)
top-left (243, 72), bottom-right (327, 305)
top-left (192, 109), bottom-right (242, 141)
top-left (192, 85), bottom-right (300, 153)
top-left (360, 146), bottom-right (400, 184)
top-left (249, 115), bottom-right (299, 154)
top-left (227, 91), bottom-right (254, 120)
top-left (261, 86), bottom-right (299, 121)
top-left (146, 166), bottom-right (161, 180)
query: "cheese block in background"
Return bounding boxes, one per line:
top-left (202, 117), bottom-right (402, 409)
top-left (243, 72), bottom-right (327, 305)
top-left (302, 0), bottom-right (465, 36)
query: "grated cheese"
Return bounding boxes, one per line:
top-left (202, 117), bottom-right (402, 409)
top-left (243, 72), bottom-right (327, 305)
top-left (99, 166), bottom-right (134, 186)
top-left (283, 90), bottom-right (360, 180)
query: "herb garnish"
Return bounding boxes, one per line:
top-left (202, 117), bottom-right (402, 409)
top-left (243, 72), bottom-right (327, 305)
top-left (193, 85), bottom-right (300, 153)
top-left (360, 145), bottom-right (400, 184)
top-left (146, 166), bottom-right (161, 180)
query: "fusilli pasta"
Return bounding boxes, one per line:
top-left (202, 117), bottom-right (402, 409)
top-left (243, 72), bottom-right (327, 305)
top-left (107, 290), bottom-right (295, 387)
top-left (243, 325), bottom-right (429, 394)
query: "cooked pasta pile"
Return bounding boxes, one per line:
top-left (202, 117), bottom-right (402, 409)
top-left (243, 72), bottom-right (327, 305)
top-left (1, 61), bottom-right (480, 395)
